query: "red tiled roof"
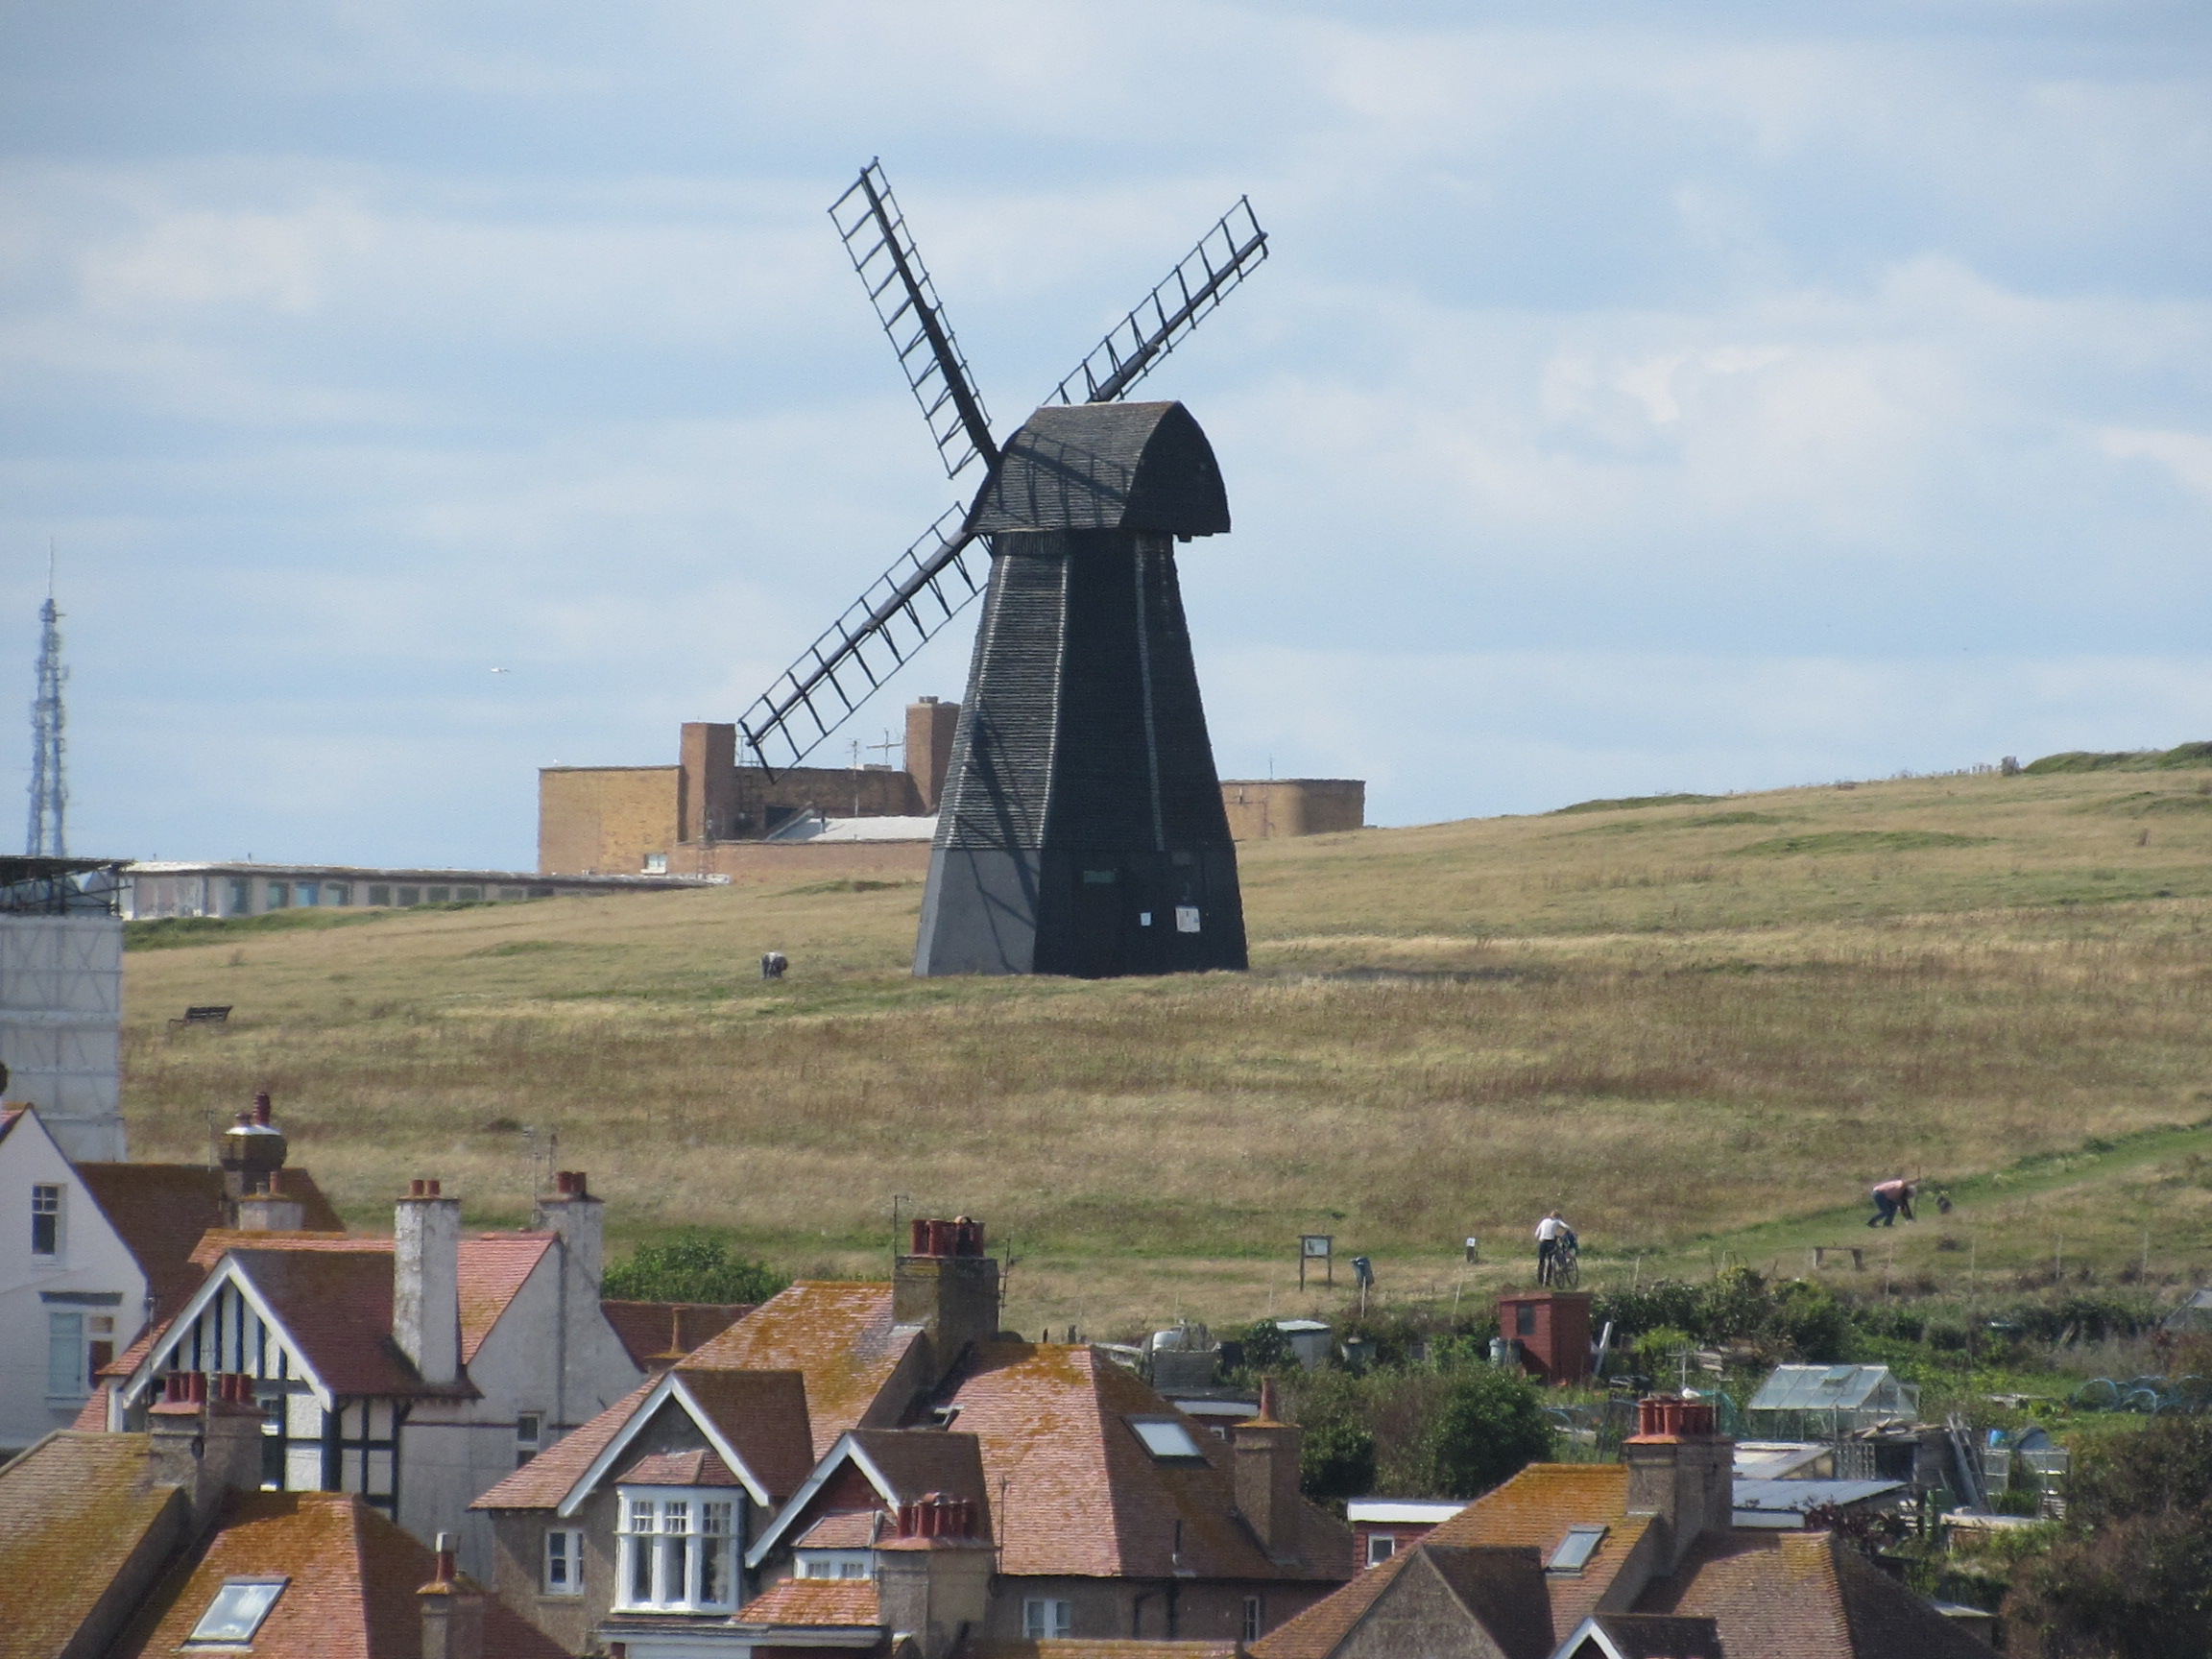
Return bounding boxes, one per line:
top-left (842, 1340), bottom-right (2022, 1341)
top-left (125, 1231), bottom-right (557, 1395)
top-left (797, 1510), bottom-right (887, 1549)
top-left (0, 1431), bottom-right (190, 1659)
top-left (78, 1163), bottom-right (346, 1316)
top-left (473, 1379), bottom-right (656, 1511)
top-left (455, 1234), bottom-right (553, 1361)
top-left (733, 1575), bottom-right (882, 1628)
top-left (966, 1646), bottom-right (1240, 1659)
top-left (679, 1282), bottom-right (923, 1459)
top-left (619, 1447), bottom-right (743, 1487)
top-left (69, 1391), bottom-right (108, 1431)
top-left (1252, 1463), bottom-right (1644, 1659)
top-left (941, 1342), bottom-right (1352, 1584)
top-left (850, 1427), bottom-right (994, 1512)
top-left (106, 1489), bottom-right (567, 1659)
top-left (1639, 1529), bottom-right (1990, 1659)
top-left (671, 1369), bottom-right (818, 1502)
top-left (602, 1300), bottom-right (754, 1369)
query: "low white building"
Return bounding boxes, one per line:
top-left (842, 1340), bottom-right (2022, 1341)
top-left (122, 860), bottom-right (724, 920)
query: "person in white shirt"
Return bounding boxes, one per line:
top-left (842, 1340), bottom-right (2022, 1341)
top-left (1535, 1212), bottom-right (1573, 1285)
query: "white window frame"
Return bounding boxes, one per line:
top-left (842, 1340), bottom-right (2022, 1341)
top-left (543, 1527), bottom-right (585, 1597)
top-left (1366, 1531), bottom-right (1397, 1566)
top-left (516, 1411), bottom-right (542, 1469)
top-left (795, 1550), bottom-right (874, 1580)
top-left (613, 1487), bottom-right (739, 1613)
top-left (1023, 1599), bottom-right (1073, 1640)
top-left (1244, 1595), bottom-right (1263, 1643)
top-left (31, 1183), bottom-right (62, 1260)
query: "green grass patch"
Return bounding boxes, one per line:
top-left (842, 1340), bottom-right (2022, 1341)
top-left (468, 939), bottom-right (593, 958)
top-left (2025, 741), bottom-right (2212, 775)
top-left (1730, 830), bottom-right (1997, 857)
top-left (124, 906), bottom-right (443, 950)
top-left (1684, 811), bottom-right (1785, 829)
top-left (783, 878), bottom-right (918, 896)
top-left (1548, 792), bottom-right (1722, 816)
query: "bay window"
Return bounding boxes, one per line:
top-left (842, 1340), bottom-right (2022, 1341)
top-left (615, 1487), bottom-right (738, 1612)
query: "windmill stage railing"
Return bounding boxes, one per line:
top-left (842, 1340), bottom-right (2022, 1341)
top-left (736, 506), bottom-right (987, 774)
top-left (1050, 197), bottom-right (1267, 407)
top-left (831, 161), bottom-right (998, 480)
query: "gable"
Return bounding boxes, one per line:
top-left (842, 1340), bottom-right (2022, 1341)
top-left (1334, 1547), bottom-right (1547, 1659)
top-left (552, 1369), bottom-right (803, 1514)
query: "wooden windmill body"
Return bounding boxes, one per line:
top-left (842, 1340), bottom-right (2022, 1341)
top-left (736, 163), bottom-right (1268, 978)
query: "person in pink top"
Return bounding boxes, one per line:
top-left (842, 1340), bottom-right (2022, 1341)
top-left (1867, 1177), bottom-right (1917, 1228)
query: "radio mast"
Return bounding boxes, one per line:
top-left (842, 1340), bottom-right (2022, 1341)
top-left (26, 545), bottom-right (66, 856)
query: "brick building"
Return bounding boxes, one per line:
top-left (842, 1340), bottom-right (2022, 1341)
top-left (539, 700), bottom-right (1366, 878)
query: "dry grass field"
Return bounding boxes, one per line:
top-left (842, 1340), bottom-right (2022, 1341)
top-left (121, 759), bottom-right (2212, 1336)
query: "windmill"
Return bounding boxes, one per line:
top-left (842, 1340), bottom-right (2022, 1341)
top-left (737, 161), bottom-right (1268, 978)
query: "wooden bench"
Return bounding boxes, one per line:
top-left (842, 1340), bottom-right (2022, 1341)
top-left (1811, 1244), bottom-right (1865, 1270)
top-left (169, 1005), bottom-right (233, 1028)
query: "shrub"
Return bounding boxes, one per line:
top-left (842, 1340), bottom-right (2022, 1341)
top-left (1426, 1368), bottom-right (1556, 1499)
top-left (1239, 1319), bottom-right (1293, 1374)
top-left (601, 1231), bottom-right (787, 1305)
top-left (1301, 1416), bottom-right (1379, 1499)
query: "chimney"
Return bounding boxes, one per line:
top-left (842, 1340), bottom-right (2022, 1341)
top-left (894, 1217), bottom-right (999, 1384)
top-left (876, 1494), bottom-right (993, 1659)
top-left (534, 1171), bottom-right (608, 1412)
top-left (235, 1167), bottom-right (305, 1233)
top-left (219, 1091), bottom-right (289, 1204)
top-left (395, 1179), bottom-right (462, 1386)
top-left (418, 1530), bottom-right (486, 1659)
top-left (679, 723), bottom-right (740, 845)
top-left (904, 698), bottom-right (960, 812)
top-left (1623, 1395), bottom-right (1734, 1571)
top-left (148, 1372), bottom-right (267, 1527)
top-left (1232, 1379), bottom-right (1305, 1562)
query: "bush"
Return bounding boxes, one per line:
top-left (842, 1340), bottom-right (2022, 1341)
top-left (2005, 1417), bottom-right (2212, 1657)
top-left (601, 1231), bottom-right (787, 1305)
top-left (1426, 1368), bottom-right (1556, 1499)
top-left (1300, 1417), bottom-right (1378, 1499)
top-left (1239, 1319), bottom-right (1293, 1374)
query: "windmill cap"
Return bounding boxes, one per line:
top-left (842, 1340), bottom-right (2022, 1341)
top-left (971, 400), bottom-right (1230, 538)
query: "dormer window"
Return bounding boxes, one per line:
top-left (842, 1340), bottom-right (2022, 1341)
top-left (614, 1487), bottom-right (737, 1613)
top-left (795, 1550), bottom-right (875, 1580)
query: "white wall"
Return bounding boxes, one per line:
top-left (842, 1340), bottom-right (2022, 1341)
top-left (0, 1111), bottom-right (146, 1452)
top-left (0, 916), bottom-right (125, 1163)
top-left (399, 1243), bottom-right (643, 1580)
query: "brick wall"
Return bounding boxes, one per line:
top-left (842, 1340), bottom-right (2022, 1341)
top-left (537, 767), bottom-right (680, 875)
top-left (1218, 780), bottom-right (1366, 840)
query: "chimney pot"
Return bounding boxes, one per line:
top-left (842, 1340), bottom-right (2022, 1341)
top-left (252, 1091), bottom-right (273, 1126)
top-left (1259, 1377), bottom-right (1280, 1422)
top-left (427, 1178), bottom-right (441, 1197)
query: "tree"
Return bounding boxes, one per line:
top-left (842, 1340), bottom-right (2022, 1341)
top-left (1427, 1368), bottom-right (1556, 1499)
top-left (601, 1231), bottom-right (788, 1305)
top-left (2005, 1416), bottom-right (2212, 1658)
top-left (1301, 1417), bottom-right (1378, 1500)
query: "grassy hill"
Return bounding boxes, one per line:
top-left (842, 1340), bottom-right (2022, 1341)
top-left (121, 759), bottom-right (2212, 1336)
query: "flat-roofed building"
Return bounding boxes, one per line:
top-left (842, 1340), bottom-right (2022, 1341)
top-left (121, 861), bottom-right (723, 921)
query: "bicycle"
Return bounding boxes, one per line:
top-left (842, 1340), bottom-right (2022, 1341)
top-left (1540, 1235), bottom-right (1581, 1289)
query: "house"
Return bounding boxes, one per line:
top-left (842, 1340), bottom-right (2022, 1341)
top-left (1251, 1397), bottom-right (1991, 1659)
top-left (1346, 1499), bottom-right (1466, 1570)
top-left (469, 1223), bottom-right (997, 1653)
top-left (108, 1168), bottom-right (643, 1584)
top-left (0, 1372), bottom-right (565, 1659)
top-left (0, 1096), bottom-right (342, 1455)
top-left (474, 1220), bottom-right (1356, 1658)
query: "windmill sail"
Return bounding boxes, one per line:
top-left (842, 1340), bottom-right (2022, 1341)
top-left (830, 161), bottom-right (998, 479)
top-left (735, 505), bottom-right (983, 772)
top-left (735, 175), bottom-right (1268, 776)
top-left (1049, 197), bottom-right (1267, 406)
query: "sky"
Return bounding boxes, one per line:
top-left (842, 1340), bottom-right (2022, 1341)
top-left (3, 1), bottom-right (2209, 868)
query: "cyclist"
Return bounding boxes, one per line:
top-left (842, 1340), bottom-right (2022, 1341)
top-left (1535, 1212), bottom-right (1575, 1285)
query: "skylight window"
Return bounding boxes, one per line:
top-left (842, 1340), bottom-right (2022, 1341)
top-left (186, 1577), bottom-right (287, 1644)
top-left (1128, 1418), bottom-right (1205, 1459)
top-left (1546, 1526), bottom-right (1607, 1575)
